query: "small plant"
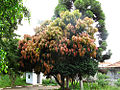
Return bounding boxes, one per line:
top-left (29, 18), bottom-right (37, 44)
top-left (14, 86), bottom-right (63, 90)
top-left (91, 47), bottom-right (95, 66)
top-left (96, 73), bottom-right (109, 87)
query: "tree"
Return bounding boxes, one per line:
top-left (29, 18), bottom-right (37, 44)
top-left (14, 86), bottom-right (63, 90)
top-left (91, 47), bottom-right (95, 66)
top-left (0, 0), bottom-right (30, 86)
top-left (18, 10), bottom-right (99, 89)
top-left (54, 0), bottom-right (111, 62)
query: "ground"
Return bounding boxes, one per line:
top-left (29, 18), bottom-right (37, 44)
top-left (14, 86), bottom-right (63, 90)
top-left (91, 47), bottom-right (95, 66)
top-left (1, 85), bottom-right (60, 90)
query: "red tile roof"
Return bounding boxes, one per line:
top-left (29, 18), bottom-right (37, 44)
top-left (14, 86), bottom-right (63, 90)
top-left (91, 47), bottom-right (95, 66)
top-left (99, 62), bottom-right (111, 68)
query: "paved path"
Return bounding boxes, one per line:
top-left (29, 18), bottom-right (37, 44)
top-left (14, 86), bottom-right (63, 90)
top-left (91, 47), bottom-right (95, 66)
top-left (1, 85), bottom-right (60, 90)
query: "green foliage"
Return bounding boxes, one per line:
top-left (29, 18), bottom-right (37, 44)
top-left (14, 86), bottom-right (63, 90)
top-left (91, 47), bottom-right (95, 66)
top-left (1, 38), bottom-right (22, 86)
top-left (68, 82), bottom-right (120, 90)
top-left (54, 4), bottom-right (67, 17)
top-left (96, 73), bottom-right (109, 87)
top-left (55, 0), bottom-right (112, 62)
top-left (3, 38), bottom-right (20, 74)
top-left (0, 0), bottom-right (30, 86)
top-left (115, 79), bottom-right (120, 87)
top-left (0, 0), bottom-right (30, 74)
top-left (0, 0), bottom-right (30, 38)
top-left (0, 48), bottom-right (8, 73)
top-left (42, 79), bottom-right (58, 86)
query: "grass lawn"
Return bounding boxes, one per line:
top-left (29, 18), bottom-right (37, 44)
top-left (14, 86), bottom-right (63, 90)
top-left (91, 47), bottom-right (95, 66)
top-left (0, 74), bottom-right (30, 88)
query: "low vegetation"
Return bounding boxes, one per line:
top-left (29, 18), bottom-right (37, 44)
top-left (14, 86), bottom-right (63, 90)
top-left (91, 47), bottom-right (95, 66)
top-left (1, 73), bottom-right (120, 90)
top-left (0, 74), bottom-right (30, 88)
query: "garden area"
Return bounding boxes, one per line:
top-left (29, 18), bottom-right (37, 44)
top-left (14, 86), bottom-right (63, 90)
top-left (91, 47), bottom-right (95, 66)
top-left (0, 0), bottom-right (118, 90)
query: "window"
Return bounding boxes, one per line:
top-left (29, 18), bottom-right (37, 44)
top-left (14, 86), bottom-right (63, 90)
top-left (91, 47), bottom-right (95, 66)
top-left (28, 75), bottom-right (30, 79)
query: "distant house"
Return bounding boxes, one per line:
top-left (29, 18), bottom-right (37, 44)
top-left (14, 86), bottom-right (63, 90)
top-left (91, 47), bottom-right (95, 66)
top-left (99, 61), bottom-right (120, 85)
top-left (106, 61), bottom-right (120, 80)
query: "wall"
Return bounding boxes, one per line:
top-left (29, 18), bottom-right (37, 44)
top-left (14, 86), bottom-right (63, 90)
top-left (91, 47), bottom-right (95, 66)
top-left (26, 72), bottom-right (37, 85)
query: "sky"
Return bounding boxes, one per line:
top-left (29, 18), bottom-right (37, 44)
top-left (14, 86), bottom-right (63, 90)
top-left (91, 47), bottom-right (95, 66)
top-left (16, 0), bottom-right (120, 63)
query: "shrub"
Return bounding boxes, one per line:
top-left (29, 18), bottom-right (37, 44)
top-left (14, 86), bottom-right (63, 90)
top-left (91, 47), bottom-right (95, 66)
top-left (42, 79), bottom-right (58, 86)
top-left (96, 73), bottom-right (109, 87)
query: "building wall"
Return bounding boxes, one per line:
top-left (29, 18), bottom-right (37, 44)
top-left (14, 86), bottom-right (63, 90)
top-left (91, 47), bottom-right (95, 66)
top-left (26, 72), bottom-right (44, 85)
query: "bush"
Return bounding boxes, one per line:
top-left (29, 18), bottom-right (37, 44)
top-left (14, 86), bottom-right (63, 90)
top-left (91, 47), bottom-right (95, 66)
top-left (96, 73), bottom-right (109, 87)
top-left (42, 79), bottom-right (58, 86)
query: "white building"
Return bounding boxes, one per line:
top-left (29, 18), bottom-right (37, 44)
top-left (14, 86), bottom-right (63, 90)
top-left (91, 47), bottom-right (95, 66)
top-left (26, 71), bottom-right (43, 85)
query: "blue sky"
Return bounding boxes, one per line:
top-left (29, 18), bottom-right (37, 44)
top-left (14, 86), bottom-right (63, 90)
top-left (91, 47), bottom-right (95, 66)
top-left (16, 0), bottom-right (120, 63)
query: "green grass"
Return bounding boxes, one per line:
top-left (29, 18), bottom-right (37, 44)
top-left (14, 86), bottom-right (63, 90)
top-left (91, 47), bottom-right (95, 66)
top-left (68, 82), bottom-right (120, 90)
top-left (58, 82), bottom-right (120, 90)
top-left (0, 74), bottom-right (11, 88)
top-left (0, 74), bottom-right (30, 88)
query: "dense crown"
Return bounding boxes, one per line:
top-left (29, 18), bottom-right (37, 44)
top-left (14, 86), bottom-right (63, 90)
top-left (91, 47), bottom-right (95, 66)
top-left (18, 10), bottom-right (98, 77)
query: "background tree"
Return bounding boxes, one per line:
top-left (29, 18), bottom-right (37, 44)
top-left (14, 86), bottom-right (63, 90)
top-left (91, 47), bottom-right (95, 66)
top-left (54, 0), bottom-right (111, 62)
top-left (18, 10), bottom-right (99, 89)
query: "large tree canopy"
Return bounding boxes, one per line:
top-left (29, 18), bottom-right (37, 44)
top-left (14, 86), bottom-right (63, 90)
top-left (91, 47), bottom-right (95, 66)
top-left (54, 0), bottom-right (111, 62)
top-left (19, 10), bottom-right (99, 89)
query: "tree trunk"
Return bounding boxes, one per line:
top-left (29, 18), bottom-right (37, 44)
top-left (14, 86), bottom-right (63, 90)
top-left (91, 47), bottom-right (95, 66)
top-left (61, 75), bottom-right (65, 89)
top-left (79, 76), bottom-right (84, 90)
top-left (66, 76), bottom-right (69, 89)
top-left (8, 70), bottom-right (17, 87)
top-left (54, 75), bottom-right (62, 87)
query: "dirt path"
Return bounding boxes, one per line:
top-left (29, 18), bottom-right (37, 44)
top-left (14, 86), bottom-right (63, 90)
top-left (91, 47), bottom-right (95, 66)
top-left (1, 85), bottom-right (60, 90)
